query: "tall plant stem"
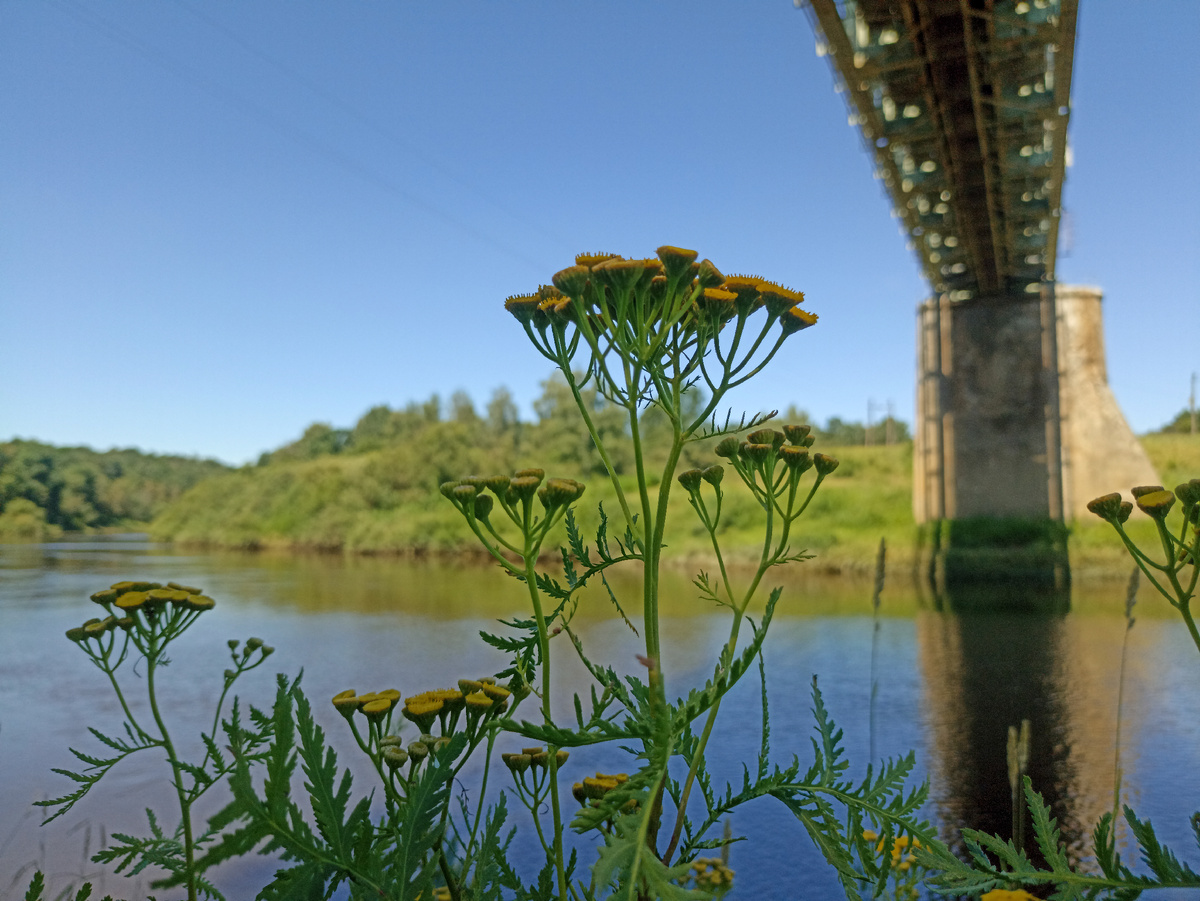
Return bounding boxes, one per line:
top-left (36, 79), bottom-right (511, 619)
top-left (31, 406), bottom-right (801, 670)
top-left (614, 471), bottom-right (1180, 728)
top-left (145, 635), bottom-right (197, 901)
top-left (563, 368), bottom-right (639, 543)
top-left (663, 508), bottom-right (774, 864)
top-left (523, 550), bottom-right (567, 901)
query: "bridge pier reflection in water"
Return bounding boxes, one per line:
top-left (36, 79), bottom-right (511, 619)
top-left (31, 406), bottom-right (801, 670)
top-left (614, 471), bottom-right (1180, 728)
top-left (916, 579), bottom-right (1124, 869)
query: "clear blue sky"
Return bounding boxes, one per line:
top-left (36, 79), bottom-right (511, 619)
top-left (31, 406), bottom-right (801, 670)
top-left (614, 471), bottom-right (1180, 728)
top-left (2, 1), bottom-right (1197, 465)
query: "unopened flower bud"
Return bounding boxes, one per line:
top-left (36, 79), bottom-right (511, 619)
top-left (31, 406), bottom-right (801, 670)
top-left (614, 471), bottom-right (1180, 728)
top-left (1086, 493), bottom-right (1123, 520)
top-left (556, 749), bottom-right (569, 767)
top-left (813, 453), bottom-right (840, 476)
top-left (474, 494), bottom-right (494, 519)
top-left (783, 424), bottom-right (811, 445)
top-left (66, 626), bottom-right (88, 642)
top-left (83, 619), bottom-right (109, 638)
top-left (701, 465), bottom-right (724, 486)
top-left (1117, 501), bottom-right (1133, 523)
top-left (744, 443), bottom-right (772, 464)
top-left (382, 746), bottom-right (409, 769)
top-left (714, 437), bottom-right (740, 459)
top-left (697, 288), bottom-right (737, 319)
top-left (538, 478), bottom-right (585, 510)
top-left (677, 469), bottom-right (703, 492)
top-left (507, 475), bottom-right (541, 503)
top-left (228, 639), bottom-right (240, 651)
top-left (747, 429), bottom-right (785, 450)
top-left (552, 264), bottom-right (590, 297)
top-left (656, 245), bottom-right (699, 282)
top-left (1174, 479), bottom-right (1200, 507)
top-left (407, 741), bottom-right (429, 761)
top-left (246, 637), bottom-right (264, 651)
top-left (780, 446), bottom-right (812, 473)
top-left (90, 589), bottom-right (118, 605)
top-left (260, 645), bottom-right (275, 657)
top-left (440, 480), bottom-right (462, 499)
top-left (592, 258), bottom-right (644, 295)
top-left (697, 259), bottom-right (724, 288)
top-left (503, 752), bottom-right (532, 773)
top-left (482, 474), bottom-right (511, 494)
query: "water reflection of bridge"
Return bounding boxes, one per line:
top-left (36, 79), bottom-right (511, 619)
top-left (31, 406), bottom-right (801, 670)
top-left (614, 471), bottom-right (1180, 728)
top-left (800, 0), bottom-right (1157, 543)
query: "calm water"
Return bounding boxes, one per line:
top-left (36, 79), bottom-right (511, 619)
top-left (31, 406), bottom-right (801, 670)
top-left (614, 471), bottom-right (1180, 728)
top-left (2, 537), bottom-right (1197, 900)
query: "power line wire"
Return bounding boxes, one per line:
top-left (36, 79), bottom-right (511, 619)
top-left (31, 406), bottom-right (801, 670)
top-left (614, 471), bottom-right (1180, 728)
top-left (51, 0), bottom-right (552, 275)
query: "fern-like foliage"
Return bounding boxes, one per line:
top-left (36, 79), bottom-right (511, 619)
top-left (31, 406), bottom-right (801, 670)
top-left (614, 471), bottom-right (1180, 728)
top-left (923, 777), bottom-right (1200, 898)
top-left (36, 724), bottom-right (162, 824)
top-left (210, 676), bottom-right (478, 901)
top-left (767, 679), bottom-right (938, 901)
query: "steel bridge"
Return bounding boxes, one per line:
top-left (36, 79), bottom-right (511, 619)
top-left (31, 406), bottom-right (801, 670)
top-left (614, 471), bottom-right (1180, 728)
top-left (799, 0), bottom-right (1156, 545)
top-left (802, 0), bottom-right (1076, 301)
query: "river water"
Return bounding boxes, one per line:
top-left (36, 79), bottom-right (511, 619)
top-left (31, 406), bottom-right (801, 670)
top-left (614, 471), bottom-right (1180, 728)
top-left (1, 536), bottom-right (1197, 900)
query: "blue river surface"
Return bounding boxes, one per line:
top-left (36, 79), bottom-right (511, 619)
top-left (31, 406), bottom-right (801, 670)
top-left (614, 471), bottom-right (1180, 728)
top-left (1, 537), bottom-right (1197, 900)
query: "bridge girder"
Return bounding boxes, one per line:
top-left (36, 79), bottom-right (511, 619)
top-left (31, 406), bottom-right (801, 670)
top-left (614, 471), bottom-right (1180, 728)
top-left (802, 0), bottom-right (1077, 301)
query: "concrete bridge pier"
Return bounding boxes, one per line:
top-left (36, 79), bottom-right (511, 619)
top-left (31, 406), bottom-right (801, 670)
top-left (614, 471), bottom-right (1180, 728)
top-left (914, 284), bottom-right (1157, 591)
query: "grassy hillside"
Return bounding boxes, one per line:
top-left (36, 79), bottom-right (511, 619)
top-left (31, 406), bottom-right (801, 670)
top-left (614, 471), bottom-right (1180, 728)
top-left (151, 429), bottom-right (1200, 575)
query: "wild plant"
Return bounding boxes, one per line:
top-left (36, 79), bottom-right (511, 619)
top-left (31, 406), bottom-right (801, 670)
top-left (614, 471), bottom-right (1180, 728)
top-left (35, 582), bottom-right (277, 901)
top-left (205, 246), bottom-right (941, 900)
top-left (921, 480), bottom-right (1200, 896)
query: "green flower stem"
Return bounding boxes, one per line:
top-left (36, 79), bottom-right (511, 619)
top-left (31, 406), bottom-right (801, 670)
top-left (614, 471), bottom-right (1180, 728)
top-left (99, 652), bottom-right (156, 746)
top-left (457, 727), bottom-right (499, 884)
top-left (562, 363), bottom-right (639, 544)
top-left (144, 633), bottom-right (198, 901)
top-left (522, 547), bottom-right (567, 901)
top-left (663, 473), bottom-right (780, 864)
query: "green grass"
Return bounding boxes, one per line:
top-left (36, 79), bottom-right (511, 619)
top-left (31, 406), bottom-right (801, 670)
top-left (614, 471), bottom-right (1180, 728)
top-left (150, 434), bottom-right (1200, 578)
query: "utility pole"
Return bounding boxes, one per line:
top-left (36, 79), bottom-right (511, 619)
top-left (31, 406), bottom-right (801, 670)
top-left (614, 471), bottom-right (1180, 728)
top-left (1191, 372), bottom-right (1196, 435)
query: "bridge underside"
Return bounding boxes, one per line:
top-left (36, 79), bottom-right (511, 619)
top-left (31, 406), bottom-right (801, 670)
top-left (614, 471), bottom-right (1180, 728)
top-left (803, 0), bottom-right (1077, 300)
top-left (802, 0), bottom-right (1158, 553)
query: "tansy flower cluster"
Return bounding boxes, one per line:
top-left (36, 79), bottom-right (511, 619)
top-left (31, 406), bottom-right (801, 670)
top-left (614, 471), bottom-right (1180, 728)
top-left (504, 246), bottom-right (817, 405)
top-left (332, 677), bottom-right (513, 781)
top-left (862, 830), bottom-right (926, 899)
top-left (68, 581), bottom-right (217, 642)
top-left (441, 469), bottom-right (587, 567)
top-left (570, 771), bottom-right (630, 806)
top-left (1087, 480), bottom-right (1199, 624)
top-left (675, 424), bottom-right (839, 532)
top-left (682, 857), bottom-right (735, 895)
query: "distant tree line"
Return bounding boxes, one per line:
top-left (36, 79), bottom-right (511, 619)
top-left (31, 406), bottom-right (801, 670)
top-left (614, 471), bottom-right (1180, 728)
top-left (259, 381), bottom-right (911, 474)
top-left (0, 440), bottom-right (228, 539)
top-left (1, 380), bottom-right (912, 542)
top-left (1155, 407), bottom-right (1197, 435)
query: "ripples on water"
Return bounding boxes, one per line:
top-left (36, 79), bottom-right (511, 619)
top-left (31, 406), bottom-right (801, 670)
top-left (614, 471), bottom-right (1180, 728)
top-left (2, 537), bottom-right (1197, 899)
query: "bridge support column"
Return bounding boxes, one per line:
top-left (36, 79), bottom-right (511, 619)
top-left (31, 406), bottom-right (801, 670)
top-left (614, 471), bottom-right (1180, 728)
top-left (915, 289), bottom-right (1067, 588)
top-left (915, 285), bottom-right (1160, 589)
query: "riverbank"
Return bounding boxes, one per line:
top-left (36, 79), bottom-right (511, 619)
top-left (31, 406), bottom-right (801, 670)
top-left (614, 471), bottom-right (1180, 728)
top-left (139, 433), bottom-right (1199, 578)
